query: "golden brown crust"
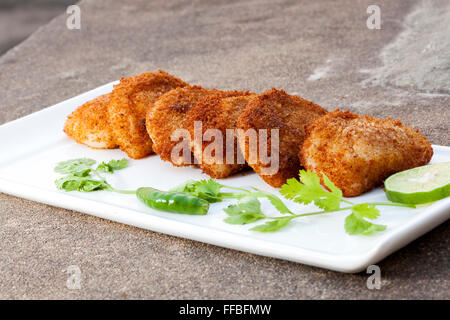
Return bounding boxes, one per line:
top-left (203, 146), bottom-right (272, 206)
top-left (146, 86), bottom-right (221, 166)
top-left (237, 88), bottom-right (328, 187)
top-left (299, 109), bottom-right (434, 197)
top-left (108, 70), bottom-right (187, 159)
top-left (64, 94), bottom-right (118, 149)
top-left (185, 91), bottom-right (256, 178)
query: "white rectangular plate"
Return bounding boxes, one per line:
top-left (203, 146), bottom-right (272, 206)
top-left (0, 82), bottom-right (448, 273)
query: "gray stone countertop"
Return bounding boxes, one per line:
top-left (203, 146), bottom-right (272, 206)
top-left (0, 0), bottom-right (448, 299)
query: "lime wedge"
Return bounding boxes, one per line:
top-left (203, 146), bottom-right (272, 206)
top-left (384, 163), bottom-right (450, 204)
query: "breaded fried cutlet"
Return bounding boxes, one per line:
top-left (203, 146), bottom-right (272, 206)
top-left (146, 86), bottom-right (220, 166)
top-left (64, 94), bottom-right (118, 149)
top-left (108, 70), bottom-right (187, 159)
top-left (185, 91), bottom-right (256, 178)
top-left (237, 88), bottom-right (328, 187)
top-left (300, 110), bottom-right (433, 197)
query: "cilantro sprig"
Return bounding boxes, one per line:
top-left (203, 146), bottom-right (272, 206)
top-left (190, 169), bottom-right (413, 235)
top-left (344, 204), bottom-right (387, 235)
top-left (55, 158), bottom-right (415, 236)
top-left (273, 170), bottom-right (412, 234)
top-left (97, 159), bottom-right (128, 173)
top-left (223, 196), bottom-right (266, 225)
top-left (281, 171), bottom-right (347, 210)
top-left (170, 179), bottom-right (294, 215)
top-left (54, 158), bottom-right (96, 175)
top-left (55, 158), bottom-right (133, 194)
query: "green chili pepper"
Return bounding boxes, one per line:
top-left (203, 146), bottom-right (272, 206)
top-left (136, 187), bottom-right (209, 215)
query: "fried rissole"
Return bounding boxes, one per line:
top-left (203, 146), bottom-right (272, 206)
top-left (64, 94), bottom-right (118, 149)
top-left (185, 91), bottom-right (256, 178)
top-left (299, 110), bottom-right (433, 197)
top-left (237, 88), bottom-right (328, 187)
top-left (146, 86), bottom-right (220, 166)
top-left (108, 70), bottom-right (187, 159)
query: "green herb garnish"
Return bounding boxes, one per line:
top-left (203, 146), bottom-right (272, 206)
top-left (223, 196), bottom-right (266, 225)
top-left (55, 158), bottom-right (131, 194)
top-left (218, 170), bottom-right (413, 234)
top-left (97, 159), bottom-right (128, 173)
top-left (54, 158), bottom-right (96, 175)
top-left (54, 159), bottom-right (415, 235)
top-left (280, 171), bottom-right (345, 211)
top-left (344, 204), bottom-right (387, 235)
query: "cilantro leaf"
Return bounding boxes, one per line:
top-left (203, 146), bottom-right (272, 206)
top-left (251, 217), bottom-right (291, 232)
top-left (72, 169), bottom-right (91, 177)
top-left (316, 173), bottom-right (342, 210)
top-left (97, 159), bottom-right (128, 173)
top-left (352, 203), bottom-right (380, 219)
top-left (55, 158), bottom-right (96, 175)
top-left (96, 164), bottom-right (113, 173)
top-left (80, 179), bottom-right (111, 192)
top-left (55, 175), bottom-right (111, 192)
top-left (54, 158), bottom-right (131, 194)
top-left (223, 211), bottom-right (263, 225)
top-left (344, 204), bottom-right (386, 235)
top-left (194, 179), bottom-right (223, 203)
top-left (170, 179), bottom-right (223, 203)
top-left (345, 215), bottom-right (386, 235)
top-left (109, 159), bottom-right (128, 170)
top-left (252, 188), bottom-right (292, 215)
top-left (55, 175), bottom-right (83, 191)
top-left (237, 196), bottom-right (262, 213)
top-left (280, 170), bottom-right (342, 211)
top-left (170, 179), bottom-right (198, 193)
top-left (280, 177), bottom-right (303, 199)
top-left (223, 196), bottom-right (265, 225)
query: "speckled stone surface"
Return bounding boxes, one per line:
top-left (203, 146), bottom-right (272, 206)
top-left (0, 0), bottom-right (448, 299)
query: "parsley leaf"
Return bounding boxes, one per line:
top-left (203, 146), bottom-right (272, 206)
top-left (344, 204), bottom-right (386, 235)
top-left (223, 196), bottom-right (266, 225)
top-left (280, 170), bottom-right (342, 211)
top-left (97, 159), bottom-right (128, 173)
top-left (54, 158), bottom-right (96, 175)
top-left (251, 217), bottom-right (291, 232)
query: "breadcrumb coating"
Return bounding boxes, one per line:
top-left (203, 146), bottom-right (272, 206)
top-left (237, 88), bottom-right (328, 187)
top-left (64, 94), bottom-right (118, 149)
top-left (185, 91), bottom-right (256, 178)
top-left (299, 110), bottom-right (433, 197)
top-left (108, 70), bottom-right (187, 159)
top-left (146, 86), bottom-right (220, 166)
